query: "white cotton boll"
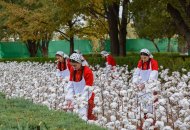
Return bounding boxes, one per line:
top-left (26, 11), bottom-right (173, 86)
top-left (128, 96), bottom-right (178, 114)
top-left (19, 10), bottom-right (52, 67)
top-left (123, 96), bottom-right (129, 102)
top-left (108, 110), bottom-right (113, 114)
top-left (42, 101), bottom-right (50, 108)
top-left (179, 124), bottom-right (189, 130)
top-left (81, 116), bottom-right (88, 121)
top-left (100, 116), bottom-right (107, 124)
top-left (126, 125), bottom-right (136, 130)
top-left (97, 101), bottom-right (102, 106)
top-left (159, 99), bottom-right (167, 105)
top-left (161, 116), bottom-right (167, 123)
top-left (120, 90), bottom-right (127, 96)
top-left (50, 93), bottom-right (56, 99)
top-left (107, 125), bottom-right (115, 130)
top-left (146, 113), bottom-right (154, 119)
top-left (182, 68), bottom-right (187, 72)
top-left (93, 107), bottom-right (101, 114)
top-left (179, 98), bottom-right (189, 109)
top-left (106, 122), bottom-right (114, 126)
top-left (143, 118), bottom-right (154, 129)
top-left (110, 115), bottom-right (116, 122)
top-left (179, 110), bottom-right (186, 117)
top-left (169, 96), bottom-right (176, 103)
top-left (163, 126), bottom-right (173, 130)
top-left (122, 118), bottom-right (129, 125)
top-left (184, 115), bottom-right (190, 123)
top-left (115, 120), bottom-right (120, 128)
top-left (49, 87), bottom-right (56, 93)
top-left (110, 102), bottom-right (118, 109)
top-left (88, 120), bottom-right (95, 124)
top-left (174, 120), bottom-right (183, 128)
top-left (103, 91), bottom-right (109, 96)
top-left (94, 97), bottom-right (100, 104)
top-left (93, 88), bottom-right (100, 94)
top-left (158, 105), bottom-right (166, 113)
top-left (128, 112), bottom-right (135, 119)
top-left (155, 121), bottom-right (164, 129)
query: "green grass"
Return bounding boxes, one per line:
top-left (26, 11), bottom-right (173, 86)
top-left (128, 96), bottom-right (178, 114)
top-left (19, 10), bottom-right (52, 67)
top-left (0, 93), bottom-right (106, 130)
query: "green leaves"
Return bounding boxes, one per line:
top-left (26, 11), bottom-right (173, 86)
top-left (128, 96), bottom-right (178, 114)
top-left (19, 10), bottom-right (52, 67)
top-left (130, 0), bottom-right (176, 40)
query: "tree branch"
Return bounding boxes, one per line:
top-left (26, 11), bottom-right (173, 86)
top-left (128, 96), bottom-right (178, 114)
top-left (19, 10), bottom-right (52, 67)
top-left (178, 0), bottom-right (190, 18)
top-left (167, 3), bottom-right (190, 36)
top-left (55, 29), bottom-right (70, 41)
top-left (88, 7), bottom-right (108, 19)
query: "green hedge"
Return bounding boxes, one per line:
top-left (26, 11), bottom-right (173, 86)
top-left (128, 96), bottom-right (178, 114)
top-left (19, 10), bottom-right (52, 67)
top-left (0, 53), bottom-right (190, 71)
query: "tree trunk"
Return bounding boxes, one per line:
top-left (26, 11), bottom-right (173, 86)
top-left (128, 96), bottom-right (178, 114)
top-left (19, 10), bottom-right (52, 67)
top-left (151, 39), bottom-right (160, 52)
top-left (68, 20), bottom-right (74, 55)
top-left (70, 36), bottom-right (74, 55)
top-left (41, 39), bottom-right (49, 57)
top-left (119, 31), bottom-right (126, 56)
top-left (167, 38), bottom-right (171, 52)
top-left (119, 0), bottom-right (128, 56)
top-left (185, 32), bottom-right (190, 55)
top-left (26, 40), bottom-right (39, 57)
top-left (167, 3), bottom-right (190, 55)
top-left (106, 3), bottom-right (120, 56)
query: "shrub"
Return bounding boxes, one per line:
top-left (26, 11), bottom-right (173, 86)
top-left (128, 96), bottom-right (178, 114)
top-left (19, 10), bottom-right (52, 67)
top-left (0, 53), bottom-right (190, 71)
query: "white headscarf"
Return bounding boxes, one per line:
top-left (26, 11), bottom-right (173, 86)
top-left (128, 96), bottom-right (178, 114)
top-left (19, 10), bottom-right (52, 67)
top-left (140, 49), bottom-right (153, 58)
top-left (70, 53), bottom-right (82, 63)
top-left (101, 51), bottom-right (109, 56)
top-left (74, 49), bottom-right (81, 54)
top-left (56, 51), bottom-right (64, 57)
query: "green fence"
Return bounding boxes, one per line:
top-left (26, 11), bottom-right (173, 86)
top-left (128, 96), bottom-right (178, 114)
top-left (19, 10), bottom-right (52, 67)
top-left (0, 38), bottom-right (178, 58)
top-left (48, 40), bottom-right (92, 57)
top-left (105, 38), bottom-right (178, 53)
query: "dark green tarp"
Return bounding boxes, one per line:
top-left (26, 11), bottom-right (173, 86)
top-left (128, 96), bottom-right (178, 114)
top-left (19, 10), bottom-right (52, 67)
top-left (0, 38), bottom-right (178, 58)
top-left (105, 38), bottom-right (178, 53)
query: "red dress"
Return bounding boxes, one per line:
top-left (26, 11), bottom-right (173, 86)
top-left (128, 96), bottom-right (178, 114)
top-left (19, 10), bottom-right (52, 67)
top-left (57, 59), bottom-right (72, 71)
top-left (137, 58), bottom-right (158, 70)
top-left (69, 66), bottom-right (96, 120)
top-left (106, 55), bottom-right (116, 67)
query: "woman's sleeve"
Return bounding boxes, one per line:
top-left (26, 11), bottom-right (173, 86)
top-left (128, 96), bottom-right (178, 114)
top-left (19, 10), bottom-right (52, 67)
top-left (149, 60), bottom-right (159, 81)
top-left (82, 69), bottom-right (94, 100)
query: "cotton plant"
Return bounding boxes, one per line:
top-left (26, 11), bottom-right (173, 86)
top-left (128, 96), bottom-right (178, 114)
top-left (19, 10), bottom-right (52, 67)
top-left (0, 62), bottom-right (190, 130)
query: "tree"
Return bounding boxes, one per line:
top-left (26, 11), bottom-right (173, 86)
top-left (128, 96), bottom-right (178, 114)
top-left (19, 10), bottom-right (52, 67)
top-left (0, 0), bottom-right (55, 57)
top-left (53, 0), bottom-right (91, 54)
top-left (88, 0), bottom-right (130, 56)
top-left (130, 0), bottom-right (177, 52)
top-left (167, 0), bottom-right (190, 55)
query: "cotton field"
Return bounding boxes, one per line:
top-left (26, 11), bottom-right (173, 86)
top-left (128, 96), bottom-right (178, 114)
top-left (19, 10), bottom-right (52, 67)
top-left (0, 62), bottom-right (190, 130)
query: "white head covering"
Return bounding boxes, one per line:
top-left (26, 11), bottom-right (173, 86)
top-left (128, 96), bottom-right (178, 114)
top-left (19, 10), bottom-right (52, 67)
top-left (140, 48), bottom-right (153, 58)
top-left (63, 54), bottom-right (69, 59)
top-left (101, 51), bottom-right (109, 56)
top-left (70, 53), bottom-right (82, 63)
top-left (74, 49), bottom-right (81, 54)
top-left (56, 51), bottom-right (64, 57)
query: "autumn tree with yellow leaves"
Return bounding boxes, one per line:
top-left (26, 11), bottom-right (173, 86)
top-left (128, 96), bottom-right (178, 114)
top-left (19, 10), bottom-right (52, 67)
top-left (0, 0), bottom-right (57, 57)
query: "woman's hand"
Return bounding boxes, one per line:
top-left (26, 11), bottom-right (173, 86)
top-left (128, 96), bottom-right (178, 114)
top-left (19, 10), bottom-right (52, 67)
top-left (137, 83), bottom-right (145, 91)
top-left (66, 100), bottom-right (73, 109)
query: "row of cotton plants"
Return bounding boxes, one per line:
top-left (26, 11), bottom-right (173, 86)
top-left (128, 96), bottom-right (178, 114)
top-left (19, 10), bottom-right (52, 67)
top-left (0, 62), bottom-right (189, 130)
